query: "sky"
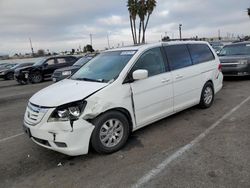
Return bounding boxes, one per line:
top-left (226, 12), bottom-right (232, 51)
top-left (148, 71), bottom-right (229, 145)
top-left (0, 0), bottom-right (250, 55)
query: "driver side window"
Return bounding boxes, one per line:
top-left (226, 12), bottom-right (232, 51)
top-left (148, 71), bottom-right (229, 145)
top-left (131, 47), bottom-right (166, 77)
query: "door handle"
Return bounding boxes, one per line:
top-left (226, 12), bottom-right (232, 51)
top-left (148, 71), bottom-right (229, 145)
top-left (176, 75), bottom-right (183, 79)
top-left (161, 78), bottom-right (171, 83)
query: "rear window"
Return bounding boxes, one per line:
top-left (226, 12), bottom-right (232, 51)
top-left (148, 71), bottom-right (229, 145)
top-left (164, 44), bottom-right (192, 70)
top-left (188, 44), bottom-right (215, 64)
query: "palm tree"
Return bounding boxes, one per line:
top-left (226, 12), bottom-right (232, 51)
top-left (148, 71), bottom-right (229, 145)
top-left (142, 0), bottom-right (156, 43)
top-left (127, 0), bottom-right (157, 44)
top-left (138, 0), bottom-right (147, 43)
top-left (127, 0), bottom-right (138, 44)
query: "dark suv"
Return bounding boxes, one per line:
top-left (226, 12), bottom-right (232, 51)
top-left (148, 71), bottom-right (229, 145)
top-left (14, 56), bottom-right (77, 84)
top-left (219, 42), bottom-right (250, 76)
top-left (52, 56), bottom-right (96, 82)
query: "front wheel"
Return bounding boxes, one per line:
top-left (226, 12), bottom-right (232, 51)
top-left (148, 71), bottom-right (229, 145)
top-left (91, 111), bottom-right (130, 154)
top-left (199, 82), bottom-right (214, 108)
top-left (30, 72), bottom-right (43, 83)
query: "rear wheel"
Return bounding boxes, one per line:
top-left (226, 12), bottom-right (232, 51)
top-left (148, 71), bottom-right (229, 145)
top-left (30, 72), bottom-right (43, 83)
top-left (199, 82), bottom-right (214, 108)
top-left (91, 111), bottom-right (130, 154)
top-left (4, 73), bottom-right (14, 80)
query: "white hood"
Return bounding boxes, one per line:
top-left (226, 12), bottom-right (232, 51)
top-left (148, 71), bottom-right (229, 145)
top-left (30, 79), bottom-right (108, 107)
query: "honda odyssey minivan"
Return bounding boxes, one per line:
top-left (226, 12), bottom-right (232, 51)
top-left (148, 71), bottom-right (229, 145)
top-left (23, 41), bottom-right (223, 156)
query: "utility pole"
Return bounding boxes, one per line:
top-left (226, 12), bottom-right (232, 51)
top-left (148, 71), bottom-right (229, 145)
top-left (29, 38), bottom-right (34, 56)
top-left (89, 34), bottom-right (93, 46)
top-left (107, 33), bottom-right (110, 49)
top-left (218, 29), bottom-right (221, 40)
top-left (179, 24), bottom-right (182, 40)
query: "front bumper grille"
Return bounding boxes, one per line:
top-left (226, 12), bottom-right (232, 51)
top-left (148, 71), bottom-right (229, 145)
top-left (24, 103), bottom-right (49, 126)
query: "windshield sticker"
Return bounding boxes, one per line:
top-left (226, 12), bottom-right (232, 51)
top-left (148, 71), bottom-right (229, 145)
top-left (120, 51), bottom-right (136, 56)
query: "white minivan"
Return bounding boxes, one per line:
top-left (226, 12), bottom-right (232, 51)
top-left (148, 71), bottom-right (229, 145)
top-left (23, 41), bottom-right (223, 156)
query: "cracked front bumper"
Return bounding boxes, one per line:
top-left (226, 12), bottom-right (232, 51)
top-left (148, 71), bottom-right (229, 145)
top-left (23, 117), bottom-right (95, 156)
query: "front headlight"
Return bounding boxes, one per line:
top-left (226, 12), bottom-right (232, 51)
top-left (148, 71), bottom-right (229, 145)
top-left (48, 100), bottom-right (87, 122)
top-left (62, 71), bottom-right (72, 76)
top-left (0, 71), bottom-right (5, 75)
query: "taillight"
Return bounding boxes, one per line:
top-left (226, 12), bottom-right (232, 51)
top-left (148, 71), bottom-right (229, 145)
top-left (218, 64), bottom-right (222, 72)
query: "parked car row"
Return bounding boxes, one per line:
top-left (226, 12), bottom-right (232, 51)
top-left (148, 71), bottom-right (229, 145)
top-left (23, 41), bottom-right (224, 156)
top-left (14, 55), bottom-right (78, 84)
top-left (0, 62), bottom-right (34, 80)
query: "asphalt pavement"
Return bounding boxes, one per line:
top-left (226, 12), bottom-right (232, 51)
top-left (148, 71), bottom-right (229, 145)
top-left (0, 78), bottom-right (249, 188)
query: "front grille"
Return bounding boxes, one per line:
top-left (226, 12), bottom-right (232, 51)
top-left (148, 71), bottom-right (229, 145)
top-left (33, 137), bottom-right (51, 147)
top-left (24, 103), bottom-right (49, 126)
top-left (222, 64), bottom-right (238, 67)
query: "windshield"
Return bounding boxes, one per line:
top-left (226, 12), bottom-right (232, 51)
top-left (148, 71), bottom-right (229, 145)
top-left (71, 50), bottom-right (136, 83)
top-left (73, 57), bottom-right (92, 66)
top-left (219, 44), bottom-right (250, 56)
top-left (4, 64), bottom-right (16, 69)
top-left (33, 58), bottom-right (46, 66)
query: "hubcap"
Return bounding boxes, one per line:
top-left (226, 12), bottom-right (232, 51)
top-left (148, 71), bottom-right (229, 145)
top-left (32, 74), bottom-right (41, 82)
top-left (204, 87), bottom-right (213, 105)
top-left (99, 119), bottom-right (124, 148)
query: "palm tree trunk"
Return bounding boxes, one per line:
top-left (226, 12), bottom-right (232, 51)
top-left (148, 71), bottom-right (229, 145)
top-left (129, 16), bottom-right (135, 44)
top-left (142, 20), bottom-right (145, 43)
top-left (133, 19), bottom-right (137, 44)
top-left (138, 21), bottom-right (142, 44)
top-left (143, 13), bottom-right (151, 43)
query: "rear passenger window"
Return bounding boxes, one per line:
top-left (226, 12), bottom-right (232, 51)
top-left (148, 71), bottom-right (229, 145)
top-left (57, 58), bottom-right (67, 64)
top-left (132, 47), bottom-right (166, 77)
top-left (188, 44), bottom-right (215, 64)
top-left (164, 45), bottom-right (192, 70)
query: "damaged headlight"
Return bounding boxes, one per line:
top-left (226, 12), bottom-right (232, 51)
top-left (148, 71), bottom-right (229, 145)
top-left (48, 100), bottom-right (87, 122)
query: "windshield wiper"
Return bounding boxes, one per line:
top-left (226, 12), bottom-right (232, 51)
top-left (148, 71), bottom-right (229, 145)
top-left (74, 77), bottom-right (105, 83)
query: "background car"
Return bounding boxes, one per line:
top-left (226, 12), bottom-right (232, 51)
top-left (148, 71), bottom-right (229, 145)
top-left (52, 55), bottom-right (96, 82)
top-left (218, 41), bottom-right (250, 76)
top-left (209, 42), bottom-right (224, 54)
top-left (0, 62), bottom-right (34, 80)
top-left (15, 56), bottom-right (78, 84)
top-left (0, 63), bottom-right (18, 79)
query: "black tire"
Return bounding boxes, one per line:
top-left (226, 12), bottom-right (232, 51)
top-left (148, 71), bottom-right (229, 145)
top-left (91, 111), bottom-right (130, 154)
top-left (16, 79), bottom-right (28, 85)
top-left (4, 73), bottom-right (14, 80)
top-left (30, 71), bottom-right (43, 83)
top-left (199, 82), bottom-right (214, 109)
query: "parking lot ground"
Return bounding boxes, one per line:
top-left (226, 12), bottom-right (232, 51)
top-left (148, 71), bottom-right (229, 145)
top-left (0, 78), bottom-right (250, 188)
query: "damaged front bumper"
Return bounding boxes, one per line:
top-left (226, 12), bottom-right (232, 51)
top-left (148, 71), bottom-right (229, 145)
top-left (23, 112), bottom-right (95, 156)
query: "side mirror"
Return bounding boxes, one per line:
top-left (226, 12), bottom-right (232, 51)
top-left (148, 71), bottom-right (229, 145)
top-left (132, 69), bottom-right (148, 80)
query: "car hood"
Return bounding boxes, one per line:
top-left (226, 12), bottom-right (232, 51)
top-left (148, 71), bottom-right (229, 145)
top-left (29, 79), bottom-right (108, 107)
top-left (219, 55), bottom-right (250, 63)
top-left (15, 65), bottom-right (33, 72)
top-left (54, 66), bottom-right (79, 72)
top-left (0, 68), bottom-right (8, 73)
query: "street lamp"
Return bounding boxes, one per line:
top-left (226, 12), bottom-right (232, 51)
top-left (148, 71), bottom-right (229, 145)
top-left (179, 24), bottom-right (182, 40)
